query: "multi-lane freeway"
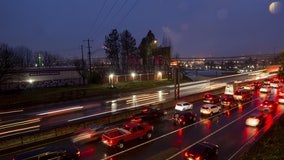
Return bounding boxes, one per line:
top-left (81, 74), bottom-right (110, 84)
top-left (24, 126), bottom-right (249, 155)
top-left (1, 71), bottom-right (282, 160)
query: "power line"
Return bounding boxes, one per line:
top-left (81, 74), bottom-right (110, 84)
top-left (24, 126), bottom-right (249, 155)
top-left (87, 0), bottom-right (108, 37)
top-left (115, 0), bottom-right (138, 28)
top-left (91, 0), bottom-right (120, 39)
top-left (91, 0), bottom-right (138, 48)
top-left (100, 0), bottom-right (128, 30)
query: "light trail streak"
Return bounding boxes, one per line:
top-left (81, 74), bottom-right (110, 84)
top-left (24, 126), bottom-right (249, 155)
top-left (36, 106), bottom-right (83, 116)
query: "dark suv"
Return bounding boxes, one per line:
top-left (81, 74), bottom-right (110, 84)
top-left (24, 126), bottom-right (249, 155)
top-left (258, 100), bottom-right (277, 113)
top-left (12, 145), bottom-right (80, 160)
top-left (220, 94), bottom-right (237, 108)
top-left (172, 111), bottom-right (197, 125)
top-left (203, 93), bottom-right (220, 104)
top-left (184, 141), bottom-right (219, 160)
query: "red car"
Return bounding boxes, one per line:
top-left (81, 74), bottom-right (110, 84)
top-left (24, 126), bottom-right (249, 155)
top-left (101, 122), bottom-right (154, 149)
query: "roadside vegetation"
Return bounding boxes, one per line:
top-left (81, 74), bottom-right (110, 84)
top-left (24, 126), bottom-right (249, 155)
top-left (0, 79), bottom-right (174, 109)
top-left (240, 114), bottom-right (284, 160)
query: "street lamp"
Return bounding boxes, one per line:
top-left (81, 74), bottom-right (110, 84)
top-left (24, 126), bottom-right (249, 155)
top-left (157, 71), bottom-right (162, 80)
top-left (108, 73), bottom-right (114, 88)
top-left (131, 72), bottom-right (136, 80)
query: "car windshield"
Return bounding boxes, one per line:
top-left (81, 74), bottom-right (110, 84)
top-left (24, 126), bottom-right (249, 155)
top-left (202, 106), bottom-right (209, 109)
top-left (234, 90), bottom-right (242, 95)
top-left (205, 94), bottom-right (211, 98)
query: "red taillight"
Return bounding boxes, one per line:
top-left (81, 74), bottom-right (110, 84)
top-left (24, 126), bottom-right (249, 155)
top-left (269, 105), bottom-right (272, 108)
top-left (184, 152), bottom-right (189, 157)
top-left (179, 118), bottom-right (183, 123)
top-left (76, 151), bottom-right (81, 157)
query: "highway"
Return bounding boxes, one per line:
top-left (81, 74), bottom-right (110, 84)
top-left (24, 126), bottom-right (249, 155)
top-left (2, 87), bottom-right (283, 160)
top-left (0, 71), bottom-right (258, 133)
top-left (1, 70), bottom-right (280, 160)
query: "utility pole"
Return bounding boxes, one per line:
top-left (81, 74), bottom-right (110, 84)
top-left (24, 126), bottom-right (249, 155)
top-left (83, 39), bottom-right (93, 83)
top-left (170, 60), bottom-right (180, 100)
top-left (80, 45), bottom-right (86, 85)
top-left (80, 45), bottom-right (84, 68)
top-left (83, 39), bottom-right (93, 73)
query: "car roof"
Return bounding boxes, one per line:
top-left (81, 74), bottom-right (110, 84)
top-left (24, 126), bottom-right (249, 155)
top-left (248, 112), bottom-right (264, 118)
top-left (176, 101), bottom-right (189, 104)
top-left (262, 99), bottom-right (274, 102)
top-left (188, 142), bottom-right (218, 154)
top-left (235, 89), bottom-right (248, 92)
top-left (13, 145), bottom-right (78, 159)
top-left (203, 104), bottom-right (215, 107)
top-left (174, 110), bottom-right (194, 115)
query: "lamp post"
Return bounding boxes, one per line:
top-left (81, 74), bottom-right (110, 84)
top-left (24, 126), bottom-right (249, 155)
top-left (157, 71), bottom-right (162, 80)
top-left (108, 73), bottom-right (114, 88)
top-left (131, 72), bottom-right (136, 81)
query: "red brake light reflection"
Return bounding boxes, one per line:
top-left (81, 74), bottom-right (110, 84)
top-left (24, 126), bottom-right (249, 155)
top-left (184, 152), bottom-right (189, 157)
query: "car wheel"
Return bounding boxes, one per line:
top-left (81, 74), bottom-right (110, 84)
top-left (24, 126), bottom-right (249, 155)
top-left (146, 131), bottom-right (152, 139)
top-left (117, 141), bottom-right (124, 149)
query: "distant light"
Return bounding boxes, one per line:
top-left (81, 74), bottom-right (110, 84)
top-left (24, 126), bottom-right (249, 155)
top-left (28, 79), bottom-right (34, 84)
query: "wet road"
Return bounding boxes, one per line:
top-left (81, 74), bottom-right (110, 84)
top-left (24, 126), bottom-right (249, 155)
top-left (3, 88), bottom-right (282, 160)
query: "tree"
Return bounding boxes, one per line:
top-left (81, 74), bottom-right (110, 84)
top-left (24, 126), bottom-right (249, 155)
top-left (104, 29), bottom-right (120, 73)
top-left (0, 43), bottom-right (24, 86)
top-left (138, 30), bottom-right (157, 72)
top-left (120, 30), bottom-right (137, 73)
top-left (14, 46), bottom-right (33, 67)
top-left (278, 51), bottom-right (284, 78)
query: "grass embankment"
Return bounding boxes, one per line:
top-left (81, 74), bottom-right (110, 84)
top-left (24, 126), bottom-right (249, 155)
top-left (240, 114), bottom-right (284, 160)
top-left (0, 80), bottom-right (174, 109)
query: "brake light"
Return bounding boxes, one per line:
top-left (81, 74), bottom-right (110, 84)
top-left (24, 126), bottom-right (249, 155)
top-left (76, 151), bottom-right (81, 157)
top-left (269, 105), bottom-right (272, 108)
top-left (179, 118), bottom-right (183, 123)
top-left (142, 108), bottom-right (149, 113)
top-left (184, 152), bottom-right (189, 157)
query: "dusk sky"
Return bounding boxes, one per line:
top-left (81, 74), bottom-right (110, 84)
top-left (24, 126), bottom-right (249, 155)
top-left (0, 0), bottom-right (283, 58)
